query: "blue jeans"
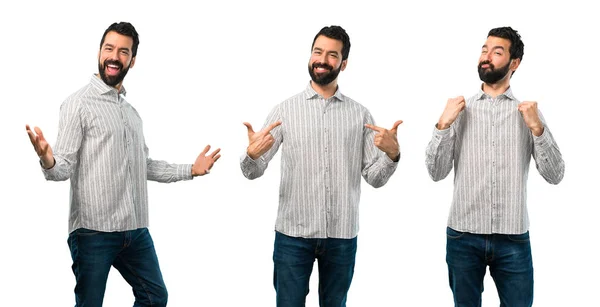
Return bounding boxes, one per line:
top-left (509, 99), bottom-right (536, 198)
top-left (67, 228), bottom-right (168, 307)
top-left (273, 231), bottom-right (357, 307)
top-left (446, 227), bottom-right (534, 307)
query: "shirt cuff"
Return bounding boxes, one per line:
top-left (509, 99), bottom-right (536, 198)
top-left (178, 164), bottom-right (194, 180)
top-left (532, 126), bottom-right (551, 151)
top-left (384, 152), bottom-right (400, 163)
top-left (41, 159), bottom-right (59, 179)
top-left (431, 124), bottom-right (452, 146)
top-left (434, 124), bottom-right (452, 136)
top-left (241, 153), bottom-right (256, 164)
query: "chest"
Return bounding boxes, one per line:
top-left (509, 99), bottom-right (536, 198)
top-left (84, 97), bottom-right (144, 143)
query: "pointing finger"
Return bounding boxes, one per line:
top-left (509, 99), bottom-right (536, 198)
top-left (365, 124), bottom-right (384, 132)
top-left (264, 121), bottom-right (282, 134)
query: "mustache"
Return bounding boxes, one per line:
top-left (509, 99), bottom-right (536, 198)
top-left (478, 60), bottom-right (494, 70)
top-left (312, 62), bottom-right (333, 71)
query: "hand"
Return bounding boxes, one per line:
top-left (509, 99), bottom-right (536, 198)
top-left (365, 120), bottom-right (403, 161)
top-left (243, 121), bottom-right (282, 160)
top-left (191, 145), bottom-right (221, 176)
top-left (437, 96), bottom-right (466, 130)
top-left (518, 101), bottom-right (544, 136)
top-left (25, 125), bottom-right (55, 169)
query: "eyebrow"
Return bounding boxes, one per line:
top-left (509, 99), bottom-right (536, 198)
top-left (313, 47), bottom-right (340, 55)
top-left (482, 45), bottom-right (505, 52)
top-left (103, 43), bottom-right (131, 52)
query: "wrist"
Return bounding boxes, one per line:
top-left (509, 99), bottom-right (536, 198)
top-left (531, 126), bottom-right (544, 137)
top-left (40, 157), bottom-right (55, 169)
top-left (247, 149), bottom-right (259, 160)
top-left (437, 120), bottom-right (450, 130)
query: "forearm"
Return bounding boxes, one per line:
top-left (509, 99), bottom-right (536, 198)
top-left (240, 154), bottom-right (268, 180)
top-left (362, 153), bottom-right (399, 188)
top-left (147, 159), bottom-right (193, 183)
top-left (42, 155), bottom-right (74, 181)
top-left (532, 128), bottom-right (564, 184)
top-left (425, 126), bottom-right (455, 181)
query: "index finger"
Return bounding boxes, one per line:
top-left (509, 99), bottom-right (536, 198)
top-left (25, 125), bottom-right (37, 142)
top-left (364, 124), bottom-right (384, 132)
top-left (201, 145), bottom-right (211, 155)
top-left (264, 121), bottom-right (282, 134)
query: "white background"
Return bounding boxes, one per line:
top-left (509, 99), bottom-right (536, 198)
top-left (1, 0), bottom-right (598, 306)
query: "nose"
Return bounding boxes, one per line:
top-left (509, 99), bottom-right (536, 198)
top-left (316, 52), bottom-right (327, 65)
top-left (106, 49), bottom-right (119, 61)
top-left (485, 51), bottom-right (493, 62)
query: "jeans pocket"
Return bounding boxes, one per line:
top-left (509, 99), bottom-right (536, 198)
top-left (507, 231), bottom-right (530, 243)
top-left (75, 228), bottom-right (102, 236)
top-left (446, 227), bottom-right (465, 239)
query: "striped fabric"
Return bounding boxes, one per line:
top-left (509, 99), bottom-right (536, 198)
top-left (241, 83), bottom-right (398, 239)
top-left (43, 75), bottom-right (192, 233)
top-left (426, 87), bottom-right (564, 235)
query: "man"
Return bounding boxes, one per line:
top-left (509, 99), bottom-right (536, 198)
top-left (240, 25), bottom-right (402, 307)
top-left (425, 27), bottom-right (564, 306)
top-left (25, 22), bottom-right (221, 306)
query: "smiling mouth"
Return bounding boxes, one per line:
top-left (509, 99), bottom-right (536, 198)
top-left (106, 64), bottom-right (121, 75)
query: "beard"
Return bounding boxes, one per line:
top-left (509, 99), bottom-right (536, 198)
top-left (98, 59), bottom-right (130, 87)
top-left (478, 60), bottom-right (511, 84)
top-left (308, 62), bottom-right (341, 86)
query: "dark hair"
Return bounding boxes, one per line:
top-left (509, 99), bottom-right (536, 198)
top-left (100, 22), bottom-right (140, 57)
top-left (311, 25), bottom-right (351, 60)
top-left (488, 27), bottom-right (524, 62)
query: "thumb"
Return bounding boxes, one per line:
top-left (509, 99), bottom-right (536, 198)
top-left (390, 120), bottom-right (403, 132)
top-left (243, 122), bottom-right (255, 135)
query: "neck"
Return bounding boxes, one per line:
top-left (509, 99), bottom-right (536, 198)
top-left (311, 80), bottom-right (338, 99)
top-left (482, 77), bottom-right (510, 98)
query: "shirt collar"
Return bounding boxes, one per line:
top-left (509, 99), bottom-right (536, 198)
top-left (476, 84), bottom-right (516, 101)
top-left (303, 82), bottom-right (344, 101)
top-left (90, 74), bottom-right (127, 97)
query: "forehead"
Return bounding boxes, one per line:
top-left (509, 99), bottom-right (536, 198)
top-left (312, 35), bottom-right (343, 53)
top-left (101, 31), bottom-right (134, 50)
top-left (483, 36), bottom-right (511, 50)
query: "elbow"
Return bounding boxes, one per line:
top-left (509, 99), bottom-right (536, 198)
top-left (541, 160), bottom-right (565, 185)
top-left (367, 178), bottom-right (389, 189)
top-left (429, 174), bottom-right (443, 182)
top-left (426, 166), bottom-right (446, 182)
top-left (371, 182), bottom-right (385, 189)
top-left (241, 169), bottom-right (261, 180)
top-left (547, 169), bottom-right (565, 185)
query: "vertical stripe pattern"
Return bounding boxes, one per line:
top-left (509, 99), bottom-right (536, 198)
top-left (43, 75), bottom-right (192, 233)
top-left (241, 84), bottom-right (398, 239)
top-left (426, 88), bottom-right (564, 234)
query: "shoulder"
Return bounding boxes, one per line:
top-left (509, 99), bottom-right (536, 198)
top-left (60, 83), bottom-right (96, 111)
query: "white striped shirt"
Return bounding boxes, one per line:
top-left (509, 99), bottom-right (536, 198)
top-left (241, 84), bottom-right (399, 239)
top-left (43, 75), bottom-right (193, 233)
top-left (426, 87), bottom-right (564, 234)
